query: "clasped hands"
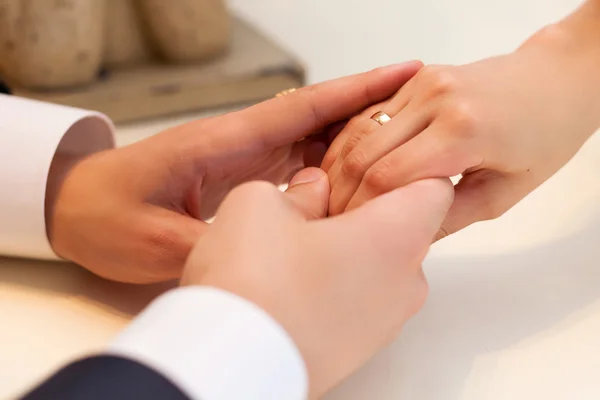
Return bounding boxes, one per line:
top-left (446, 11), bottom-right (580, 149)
top-left (47, 29), bottom-right (600, 396)
top-left (50, 61), bottom-right (433, 284)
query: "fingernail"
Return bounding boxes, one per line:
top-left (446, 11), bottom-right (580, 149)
top-left (289, 168), bottom-right (325, 188)
top-left (386, 60), bottom-right (423, 71)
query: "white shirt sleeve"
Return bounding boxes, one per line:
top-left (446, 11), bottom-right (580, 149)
top-left (109, 286), bottom-right (309, 400)
top-left (0, 94), bottom-right (115, 260)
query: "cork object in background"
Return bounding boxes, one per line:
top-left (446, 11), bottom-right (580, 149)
top-left (104, 0), bottom-right (154, 68)
top-left (14, 18), bottom-right (305, 123)
top-left (0, 0), bottom-right (106, 89)
top-left (139, 0), bottom-right (231, 63)
top-left (0, 0), bottom-right (232, 90)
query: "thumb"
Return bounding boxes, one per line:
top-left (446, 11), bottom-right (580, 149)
top-left (331, 178), bottom-right (454, 263)
top-left (285, 167), bottom-right (330, 220)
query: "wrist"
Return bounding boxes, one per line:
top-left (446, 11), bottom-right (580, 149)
top-left (45, 153), bottom-right (88, 249)
top-left (560, 0), bottom-right (600, 43)
top-left (521, 21), bottom-right (600, 68)
top-left (517, 7), bottom-right (600, 130)
top-left (521, 0), bottom-right (600, 67)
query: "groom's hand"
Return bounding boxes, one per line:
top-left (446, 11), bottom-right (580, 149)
top-left (49, 61), bottom-right (423, 283)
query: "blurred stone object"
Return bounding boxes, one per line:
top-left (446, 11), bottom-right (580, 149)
top-left (0, 0), bottom-right (106, 90)
top-left (139, 0), bottom-right (230, 63)
top-left (13, 17), bottom-right (305, 123)
top-left (0, 0), bottom-right (231, 90)
top-left (104, 0), bottom-right (154, 68)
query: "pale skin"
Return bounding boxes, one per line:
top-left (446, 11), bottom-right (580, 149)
top-left (324, 0), bottom-right (600, 239)
top-left (47, 62), bottom-right (423, 283)
top-left (181, 169), bottom-right (453, 399)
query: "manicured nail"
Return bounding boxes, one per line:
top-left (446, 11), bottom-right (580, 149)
top-left (385, 60), bottom-right (424, 71)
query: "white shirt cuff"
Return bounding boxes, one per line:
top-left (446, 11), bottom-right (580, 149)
top-left (0, 94), bottom-right (115, 259)
top-left (108, 286), bottom-right (308, 400)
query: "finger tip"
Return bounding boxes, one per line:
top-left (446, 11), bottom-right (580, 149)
top-left (411, 59), bottom-right (425, 69)
top-left (386, 60), bottom-right (425, 75)
top-left (289, 167), bottom-right (328, 188)
top-left (286, 168), bottom-right (331, 220)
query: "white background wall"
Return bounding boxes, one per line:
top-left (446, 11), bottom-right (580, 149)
top-left (230, 0), bottom-right (583, 83)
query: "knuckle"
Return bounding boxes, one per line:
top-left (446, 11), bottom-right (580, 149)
top-left (321, 150), bottom-right (338, 172)
top-left (419, 66), bottom-right (460, 97)
top-left (341, 148), bottom-right (370, 180)
top-left (442, 100), bottom-right (479, 138)
top-left (340, 133), bottom-right (364, 158)
top-left (363, 161), bottom-right (393, 193)
top-left (338, 115), bottom-right (376, 158)
top-left (344, 115), bottom-right (364, 133)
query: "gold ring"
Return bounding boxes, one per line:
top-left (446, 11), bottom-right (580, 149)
top-left (370, 111), bottom-right (392, 126)
top-left (275, 88), bottom-right (297, 98)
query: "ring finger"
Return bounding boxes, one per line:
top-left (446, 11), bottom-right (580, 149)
top-left (323, 78), bottom-right (418, 183)
top-left (327, 95), bottom-right (438, 215)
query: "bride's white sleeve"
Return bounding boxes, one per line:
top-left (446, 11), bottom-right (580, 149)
top-left (0, 94), bottom-right (115, 260)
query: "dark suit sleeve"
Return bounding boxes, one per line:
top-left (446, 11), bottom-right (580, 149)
top-left (20, 355), bottom-right (191, 400)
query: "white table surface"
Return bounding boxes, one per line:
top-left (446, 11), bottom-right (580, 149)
top-left (3, 0), bottom-right (600, 398)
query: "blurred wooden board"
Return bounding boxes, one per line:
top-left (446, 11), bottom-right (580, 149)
top-left (13, 17), bottom-right (305, 123)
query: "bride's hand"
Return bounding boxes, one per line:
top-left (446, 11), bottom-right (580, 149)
top-left (323, 25), bottom-right (600, 238)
